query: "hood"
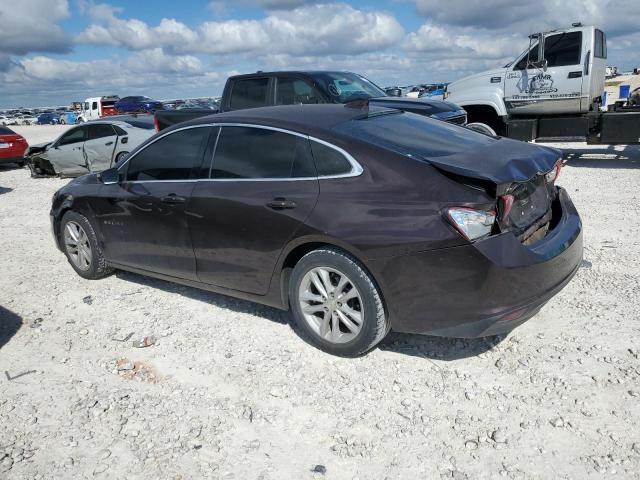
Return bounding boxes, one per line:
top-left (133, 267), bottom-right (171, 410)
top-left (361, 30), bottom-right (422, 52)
top-left (370, 97), bottom-right (463, 115)
top-left (26, 142), bottom-right (51, 155)
top-left (447, 67), bottom-right (508, 92)
top-left (424, 137), bottom-right (561, 187)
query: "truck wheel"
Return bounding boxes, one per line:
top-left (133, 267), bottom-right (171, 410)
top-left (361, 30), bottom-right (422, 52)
top-left (466, 122), bottom-right (497, 136)
top-left (289, 248), bottom-right (389, 357)
top-left (60, 211), bottom-right (114, 280)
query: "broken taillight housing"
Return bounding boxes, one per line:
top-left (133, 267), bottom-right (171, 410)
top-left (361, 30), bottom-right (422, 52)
top-left (545, 159), bottom-right (563, 184)
top-left (445, 207), bottom-right (496, 241)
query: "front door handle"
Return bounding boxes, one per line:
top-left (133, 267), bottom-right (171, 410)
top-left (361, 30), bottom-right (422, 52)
top-left (161, 194), bottom-right (187, 205)
top-left (568, 71), bottom-right (582, 78)
top-left (266, 198), bottom-right (297, 210)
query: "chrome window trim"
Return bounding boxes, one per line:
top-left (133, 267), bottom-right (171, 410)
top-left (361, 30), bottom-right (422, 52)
top-left (116, 122), bottom-right (363, 183)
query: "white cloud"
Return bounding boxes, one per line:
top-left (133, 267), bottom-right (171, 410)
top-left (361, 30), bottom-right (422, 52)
top-left (77, 3), bottom-right (404, 56)
top-left (0, 0), bottom-right (72, 56)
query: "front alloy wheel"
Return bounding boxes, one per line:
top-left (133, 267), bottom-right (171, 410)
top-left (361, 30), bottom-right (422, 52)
top-left (64, 221), bottom-right (93, 271)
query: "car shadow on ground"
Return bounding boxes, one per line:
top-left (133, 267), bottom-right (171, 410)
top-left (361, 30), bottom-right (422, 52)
top-left (0, 306), bottom-right (23, 350)
top-left (561, 144), bottom-right (640, 169)
top-left (379, 331), bottom-right (505, 360)
top-left (115, 271), bottom-right (290, 325)
top-left (116, 271), bottom-right (503, 360)
top-left (0, 163), bottom-right (24, 171)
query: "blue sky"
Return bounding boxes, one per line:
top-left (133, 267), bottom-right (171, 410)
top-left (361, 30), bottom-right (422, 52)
top-left (1, 0), bottom-right (639, 108)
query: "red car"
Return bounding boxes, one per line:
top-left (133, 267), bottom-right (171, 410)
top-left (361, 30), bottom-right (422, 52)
top-left (0, 126), bottom-right (28, 166)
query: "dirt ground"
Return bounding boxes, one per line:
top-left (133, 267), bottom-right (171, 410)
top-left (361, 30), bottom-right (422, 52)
top-left (1, 125), bottom-right (639, 479)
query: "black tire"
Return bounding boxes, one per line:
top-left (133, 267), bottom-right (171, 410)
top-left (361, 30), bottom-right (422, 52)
top-left (60, 210), bottom-right (114, 280)
top-left (289, 248), bottom-right (389, 357)
top-left (114, 151), bottom-right (129, 165)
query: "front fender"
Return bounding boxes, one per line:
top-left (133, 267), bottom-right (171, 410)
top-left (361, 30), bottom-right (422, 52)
top-left (450, 91), bottom-right (507, 117)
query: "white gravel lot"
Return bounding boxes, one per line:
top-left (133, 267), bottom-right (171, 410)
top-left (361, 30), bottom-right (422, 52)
top-left (1, 125), bottom-right (639, 479)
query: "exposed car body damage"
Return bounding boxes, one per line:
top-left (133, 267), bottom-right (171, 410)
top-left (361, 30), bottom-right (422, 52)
top-left (25, 119), bottom-right (154, 178)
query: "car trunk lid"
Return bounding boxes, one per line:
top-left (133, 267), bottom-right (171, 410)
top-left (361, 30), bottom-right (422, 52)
top-left (425, 138), bottom-right (561, 244)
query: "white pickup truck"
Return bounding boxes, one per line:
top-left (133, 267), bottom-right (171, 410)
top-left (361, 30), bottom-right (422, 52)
top-left (445, 24), bottom-right (640, 144)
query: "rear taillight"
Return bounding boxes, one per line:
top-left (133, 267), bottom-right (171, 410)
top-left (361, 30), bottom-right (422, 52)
top-left (445, 207), bottom-right (496, 241)
top-left (153, 116), bottom-right (160, 132)
top-left (545, 159), bottom-right (563, 184)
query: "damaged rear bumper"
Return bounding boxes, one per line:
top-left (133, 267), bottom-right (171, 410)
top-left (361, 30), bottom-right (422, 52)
top-left (369, 187), bottom-right (583, 337)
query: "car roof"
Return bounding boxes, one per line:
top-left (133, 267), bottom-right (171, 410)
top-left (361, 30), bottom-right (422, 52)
top-left (180, 103), bottom-right (396, 138)
top-left (229, 70), bottom-right (358, 80)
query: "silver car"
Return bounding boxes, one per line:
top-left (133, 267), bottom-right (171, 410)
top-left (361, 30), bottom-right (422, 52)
top-left (26, 117), bottom-right (155, 177)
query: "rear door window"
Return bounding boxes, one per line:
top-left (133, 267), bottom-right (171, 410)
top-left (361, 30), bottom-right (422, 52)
top-left (88, 124), bottom-right (116, 140)
top-left (229, 78), bottom-right (270, 110)
top-left (125, 127), bottom-right (210, 181)
top-left (309, 141), bottom-right (352, 176)
top-left (211, 126), bottom-right (315, 179)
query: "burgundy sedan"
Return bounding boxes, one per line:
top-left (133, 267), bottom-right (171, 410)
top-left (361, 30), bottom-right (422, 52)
top-left (50, 104), bottom-right (582, 356)
top-left (0, 127), bottom-right (28, 166)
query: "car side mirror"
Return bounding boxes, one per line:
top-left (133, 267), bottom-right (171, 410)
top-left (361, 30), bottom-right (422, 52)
top-left (99, 167), bottom-right (120, 184)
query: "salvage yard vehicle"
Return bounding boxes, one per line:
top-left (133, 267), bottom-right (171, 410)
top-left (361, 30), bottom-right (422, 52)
top-left (37, 113), bottom-right (60, 125)
top-left (115, 96), bottom-right (164, 114)
top-left (26, 119), bottom-right (154, 177)
top-left (445, 23), bottom-right (640, 143)
top-left (59, 112), bottom-right (79, 125)
top-left (0, 127), bottom-right (29, 167)
top-left (50, 104), bottom-right (582, 356)
top-left (155, 71), bottom-right (468, 131)
top-left (77, 96), bottom-right (119, 123)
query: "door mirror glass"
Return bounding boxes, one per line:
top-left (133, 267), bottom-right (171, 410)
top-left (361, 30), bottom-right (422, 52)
top-left (99, 167), bottom-right (120, 184)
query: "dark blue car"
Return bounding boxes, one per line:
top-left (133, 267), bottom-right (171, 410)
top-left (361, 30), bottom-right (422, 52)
top-left (37, 113), bottom-right (60, 125)
top-left (114, 96), bottom-right (164, 114)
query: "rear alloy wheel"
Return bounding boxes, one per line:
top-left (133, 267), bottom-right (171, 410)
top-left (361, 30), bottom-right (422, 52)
top-left (290, 248), bottom-right (389, 356)
top-left (60, 211), bottom-right (114, 280)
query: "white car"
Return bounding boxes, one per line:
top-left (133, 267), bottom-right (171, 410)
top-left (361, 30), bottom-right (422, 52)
top-left (0, 115), bottom-right (9, 125)
top-left (20, 115), bottom-right (38, 125)
top-left (25, 116), bottom-right (155, 177)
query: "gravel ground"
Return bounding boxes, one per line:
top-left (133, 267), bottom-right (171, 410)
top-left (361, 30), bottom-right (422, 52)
top-left (1, 126), bottom-right (639, 479)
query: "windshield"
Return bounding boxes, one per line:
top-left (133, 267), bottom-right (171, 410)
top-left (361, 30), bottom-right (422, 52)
top-left (311, 72), bottom-right (386, 103)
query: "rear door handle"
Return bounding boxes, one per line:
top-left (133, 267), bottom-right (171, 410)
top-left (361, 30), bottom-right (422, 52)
top-left (568, 71), bottom-right (582, 78)
top-left (161, 194), bottom-right (187, 205)
top-left (266, 198), bottom-right (297, 210)
top-left (105, 141), bottom-right (114, 146)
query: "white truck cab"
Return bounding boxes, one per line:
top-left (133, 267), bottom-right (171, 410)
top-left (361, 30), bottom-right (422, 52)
top-left (77, 96), bottom-right (119, 123)
top-left (446, 25), bottom-right (607, 134)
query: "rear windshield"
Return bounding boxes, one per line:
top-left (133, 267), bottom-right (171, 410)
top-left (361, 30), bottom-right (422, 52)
top-left (333, 112), bottom-right (496, 158)
top-left (0, 126), bottom-right (15, 135)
